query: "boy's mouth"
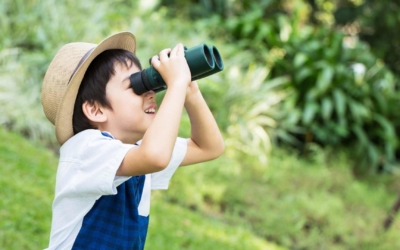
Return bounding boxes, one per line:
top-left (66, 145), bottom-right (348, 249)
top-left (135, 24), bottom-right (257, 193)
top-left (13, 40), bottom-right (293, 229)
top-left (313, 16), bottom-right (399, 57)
top-left (144, 108), bottom-right (156, 114)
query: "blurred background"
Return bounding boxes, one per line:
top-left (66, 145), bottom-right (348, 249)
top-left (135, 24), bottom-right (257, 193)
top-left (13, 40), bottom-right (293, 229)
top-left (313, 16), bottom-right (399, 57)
top-left (1, 0), bottom-right (400, 249)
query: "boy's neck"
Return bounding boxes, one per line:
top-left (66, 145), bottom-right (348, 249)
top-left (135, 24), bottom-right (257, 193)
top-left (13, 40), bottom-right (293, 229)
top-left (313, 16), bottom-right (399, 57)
top-left (97, 124), bottom-right (143, 144)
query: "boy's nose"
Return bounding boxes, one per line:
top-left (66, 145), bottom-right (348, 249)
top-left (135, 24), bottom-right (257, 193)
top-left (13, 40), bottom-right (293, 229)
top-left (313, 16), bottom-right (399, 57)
top-left (144, 90), bottom-right (155, 99)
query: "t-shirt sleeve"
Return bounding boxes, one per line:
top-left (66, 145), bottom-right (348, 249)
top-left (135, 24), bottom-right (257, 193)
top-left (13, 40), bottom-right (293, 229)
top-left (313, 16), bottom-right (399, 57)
top-left (150, 137), bottom-right (188, 190)
top-left (58, 131), bottom-right (134, 197)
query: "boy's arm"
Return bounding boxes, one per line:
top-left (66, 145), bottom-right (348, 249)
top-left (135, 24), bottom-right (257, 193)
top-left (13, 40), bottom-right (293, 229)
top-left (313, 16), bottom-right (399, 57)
top-left (117, 44), bottom-right (191, 176)
top-left (180, 81), bottom-right (225, 166)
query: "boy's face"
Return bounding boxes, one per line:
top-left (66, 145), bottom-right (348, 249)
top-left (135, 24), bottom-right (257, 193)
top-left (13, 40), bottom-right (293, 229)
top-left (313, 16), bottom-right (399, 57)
top-left (101, 61), bottom-right (157, 144)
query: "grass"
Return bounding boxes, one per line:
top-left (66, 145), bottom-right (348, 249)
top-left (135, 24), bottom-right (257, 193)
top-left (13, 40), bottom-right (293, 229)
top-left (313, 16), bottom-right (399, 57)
top-left (0, 126), bottom-right (57, 249)
top-left (160, 145), bottom-right (400, 250)
top-left (147, 198), bottom-right (282, 250)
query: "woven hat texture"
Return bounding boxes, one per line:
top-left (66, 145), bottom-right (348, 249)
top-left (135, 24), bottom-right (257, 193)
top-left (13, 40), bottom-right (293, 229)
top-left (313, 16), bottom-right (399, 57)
top-left (41, 32), bottom-right (136, 145)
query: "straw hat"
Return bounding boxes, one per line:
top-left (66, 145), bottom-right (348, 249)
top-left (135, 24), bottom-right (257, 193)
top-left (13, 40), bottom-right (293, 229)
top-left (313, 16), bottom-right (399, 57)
top-left (41, 31), bottom-right (136, 145)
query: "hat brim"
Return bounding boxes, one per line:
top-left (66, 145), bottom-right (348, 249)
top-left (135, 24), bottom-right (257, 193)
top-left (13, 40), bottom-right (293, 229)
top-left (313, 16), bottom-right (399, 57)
top-left (55, 32), bottom-right (137, 145)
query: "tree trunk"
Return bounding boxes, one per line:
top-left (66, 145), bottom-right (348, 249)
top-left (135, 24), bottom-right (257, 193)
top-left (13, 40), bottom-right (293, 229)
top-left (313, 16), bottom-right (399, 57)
top-left (383, 191), bottom-right (400, 231)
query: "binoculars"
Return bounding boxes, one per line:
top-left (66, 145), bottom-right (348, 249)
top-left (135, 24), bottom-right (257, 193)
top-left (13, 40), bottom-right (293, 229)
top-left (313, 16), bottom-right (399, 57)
top-left (130, 44), bottom-right (224, 95)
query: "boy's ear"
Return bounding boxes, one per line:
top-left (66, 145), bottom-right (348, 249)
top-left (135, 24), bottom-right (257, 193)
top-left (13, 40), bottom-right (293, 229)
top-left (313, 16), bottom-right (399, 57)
top-left (82, 100), bottom-right (107, 123)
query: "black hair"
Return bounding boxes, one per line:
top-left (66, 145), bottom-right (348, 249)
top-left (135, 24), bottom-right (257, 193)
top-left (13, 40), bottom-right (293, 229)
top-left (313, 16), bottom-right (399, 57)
top-left (72, 49), bottom-right (142, 135)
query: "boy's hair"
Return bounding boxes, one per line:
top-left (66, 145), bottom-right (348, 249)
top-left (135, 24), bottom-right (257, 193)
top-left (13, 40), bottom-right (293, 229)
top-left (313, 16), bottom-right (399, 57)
top-left (73, 49), bottom-right (142, 135)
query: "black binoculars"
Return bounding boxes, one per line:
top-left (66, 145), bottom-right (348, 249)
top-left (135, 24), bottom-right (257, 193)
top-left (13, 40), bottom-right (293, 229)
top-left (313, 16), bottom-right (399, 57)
top-left (130, 44), bottom-right (224, 95)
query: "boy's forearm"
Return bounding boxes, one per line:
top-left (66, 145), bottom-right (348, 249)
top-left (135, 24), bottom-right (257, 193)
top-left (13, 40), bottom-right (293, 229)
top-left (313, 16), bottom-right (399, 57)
top-left (141, 85), bottom-right (187, 164)
top-left (184, 90), bottom-right (224, 158)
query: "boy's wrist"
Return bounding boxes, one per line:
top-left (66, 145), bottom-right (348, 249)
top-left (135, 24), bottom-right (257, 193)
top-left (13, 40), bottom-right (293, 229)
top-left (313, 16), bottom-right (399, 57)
top-left (184, 81), bottom-right (201, 102)
top-left (184, 89), bottom-right (203, 106)
top-left (166, 82), bottom-right (189, 93)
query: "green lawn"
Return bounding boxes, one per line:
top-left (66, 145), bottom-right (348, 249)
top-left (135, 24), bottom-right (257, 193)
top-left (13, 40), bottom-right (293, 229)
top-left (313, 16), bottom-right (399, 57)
top-left (0, 127), bottom-right (56, 249)
top-left (160, 146), bottom-right (400, 250)
top-left (147, 199), bottom-right (282, 250)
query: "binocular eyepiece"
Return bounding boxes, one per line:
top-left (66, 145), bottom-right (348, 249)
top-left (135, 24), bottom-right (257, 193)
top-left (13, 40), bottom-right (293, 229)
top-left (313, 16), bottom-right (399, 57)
top-left (130, 44), bottom-right (224, 95)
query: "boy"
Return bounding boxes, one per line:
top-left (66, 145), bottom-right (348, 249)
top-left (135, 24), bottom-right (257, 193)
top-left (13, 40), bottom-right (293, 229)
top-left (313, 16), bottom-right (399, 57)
top-left (41, 31), bottom-right (224, 249)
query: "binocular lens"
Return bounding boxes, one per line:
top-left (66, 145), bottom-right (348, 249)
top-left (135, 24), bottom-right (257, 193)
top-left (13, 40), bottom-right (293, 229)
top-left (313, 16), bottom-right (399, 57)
top-left (212, 46), bottom-right (223, 70)
top-left (204, 46), bottom-right (214, 69)
top-left (184, 44), bottom-right (215, 78)
top-left (192, 46), bottom-right (224, 81)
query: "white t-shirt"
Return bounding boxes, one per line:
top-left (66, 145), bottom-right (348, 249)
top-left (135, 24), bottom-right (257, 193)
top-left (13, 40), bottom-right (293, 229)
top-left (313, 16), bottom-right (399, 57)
top-left (46, 129), bottom-right (187, 250)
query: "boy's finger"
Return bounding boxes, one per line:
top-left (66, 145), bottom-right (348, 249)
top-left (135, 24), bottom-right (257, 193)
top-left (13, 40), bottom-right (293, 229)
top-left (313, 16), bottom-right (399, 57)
top-left (176, 44), bottom-right (184, 57)
top-left (150, 55), bottom-right (160, 67)
top-left (170, 44), bottom-right (184, 58)
top-left (159, 48), bottom-right (171, 61)
top-left (170, 44), bottom-right (178, 58)
top-left (170, 44), bottom-right (183, 57)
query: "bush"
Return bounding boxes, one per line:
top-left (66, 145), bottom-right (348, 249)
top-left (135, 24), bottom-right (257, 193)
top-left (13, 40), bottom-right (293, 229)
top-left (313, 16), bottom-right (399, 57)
top-left (274, 21), bottom-right (399, 173)
top-left (199, 4), bottom-right (400, 172)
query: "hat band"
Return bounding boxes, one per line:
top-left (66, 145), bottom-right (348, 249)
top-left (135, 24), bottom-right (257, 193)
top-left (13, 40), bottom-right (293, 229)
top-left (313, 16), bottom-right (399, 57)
top-left (68, 47), bottom-right (95, 83)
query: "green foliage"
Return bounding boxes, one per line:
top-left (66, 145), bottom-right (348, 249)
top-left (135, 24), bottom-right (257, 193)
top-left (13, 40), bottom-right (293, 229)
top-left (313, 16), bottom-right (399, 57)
top-left (199, 62), bottom-right (296, 162)
top-left (194, 3), bottom-right (400, 172)
top-left (273, 21), bottom-right (400, 172)
top-left (334, 0), bottom-right (400, 75)
top-left (0, 47), bottom-right (56, 145)
top-left (161, 0), bottom-right (400, 77)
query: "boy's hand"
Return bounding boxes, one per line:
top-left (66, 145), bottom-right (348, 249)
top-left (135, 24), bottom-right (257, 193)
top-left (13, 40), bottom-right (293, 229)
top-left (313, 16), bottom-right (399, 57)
top-left (151, 44), bottom-right (191, 90)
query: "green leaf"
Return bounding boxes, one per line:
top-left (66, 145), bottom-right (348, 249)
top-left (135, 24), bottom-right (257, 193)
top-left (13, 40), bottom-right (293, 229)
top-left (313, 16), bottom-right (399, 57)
top-left (262, 76), bottom-right (290, 91)
top-left (302, 101), bottom-right (318, 125)
top-left (352, 125), bottom-right (368, 144)
top-left (295, 67), bottom-right (313, 83)
top-left (333, 89), bottom-right (346, 118)
top-left (333, 123), bottom-right (349, 137)
top-left (373, 93), bottom-right (388, 115)
top-left (348, 99), bottom-right (370, 123)
top-left (275, 129), bottom-right (302, 145)
top-left (367, 144), bottom-right (380, 171)
top-left (321, 97), bottom-right (333, 121)
top-left (316, 66), bottom-right (334, 94)
top-left (385, 142), bottom-right (396, 162)
top-left (372, 113), bottom-right (396, 142)
top-left (293, 53), bottom-right (308, 68)
top-left (305, 88), bottom-right (318, 101)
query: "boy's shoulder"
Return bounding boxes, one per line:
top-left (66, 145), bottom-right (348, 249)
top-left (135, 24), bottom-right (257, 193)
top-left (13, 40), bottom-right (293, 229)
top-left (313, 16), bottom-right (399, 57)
top-left (60, 129), bottom-right (128, 159)
top-left (61, 129), bottom-right (102, 150)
